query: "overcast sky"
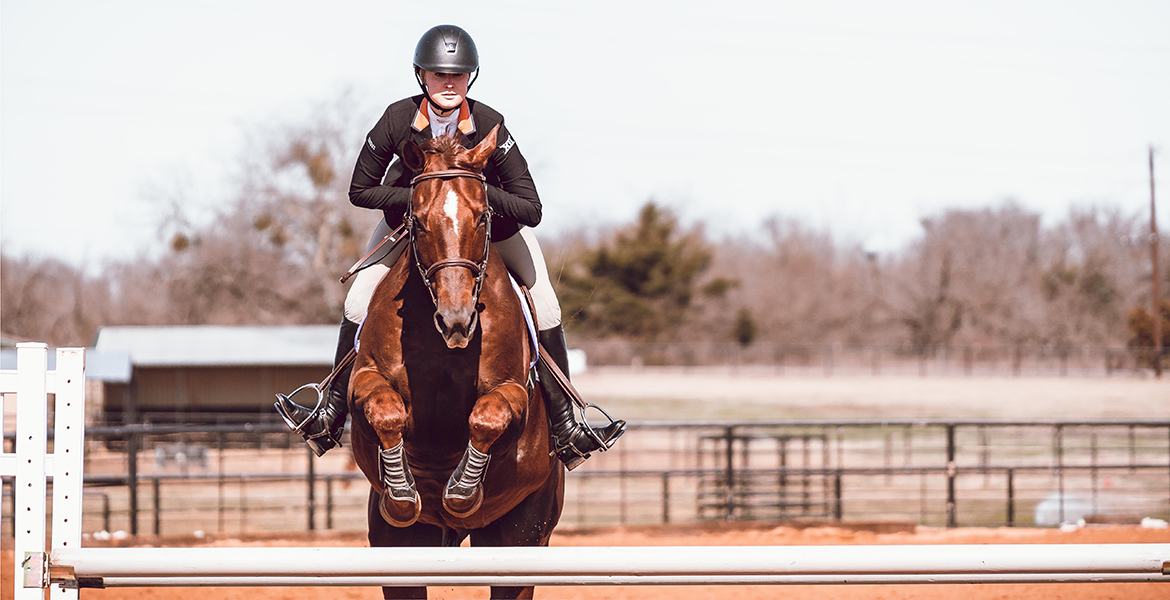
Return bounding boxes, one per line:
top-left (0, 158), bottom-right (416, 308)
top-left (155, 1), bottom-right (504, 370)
top-left (2, 0), bottom-right (1168, 271)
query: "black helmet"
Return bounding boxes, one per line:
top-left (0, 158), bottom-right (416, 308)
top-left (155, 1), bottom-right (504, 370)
top-left (413, 25), bottom-right (479, 74)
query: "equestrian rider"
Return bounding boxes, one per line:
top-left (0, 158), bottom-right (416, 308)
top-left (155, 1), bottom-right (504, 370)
top-left (275, 24), bottom-right (626, 470)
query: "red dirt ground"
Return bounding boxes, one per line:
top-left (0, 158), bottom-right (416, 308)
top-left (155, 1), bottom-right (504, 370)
top-left (5, 522), bottom-right (1169, 599)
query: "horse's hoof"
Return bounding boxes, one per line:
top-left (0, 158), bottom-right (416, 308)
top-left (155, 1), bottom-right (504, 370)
top-left (442, 485), bottom-right (484, 518)
top-left (379, 489), bottom-right (421, 527)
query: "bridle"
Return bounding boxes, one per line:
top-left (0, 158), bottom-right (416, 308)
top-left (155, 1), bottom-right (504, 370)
top-left (407, 169), bottom-right (493, 307)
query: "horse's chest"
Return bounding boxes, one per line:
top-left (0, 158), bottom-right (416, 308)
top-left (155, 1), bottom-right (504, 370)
top-left (397, 355), bottom-right (481, 409)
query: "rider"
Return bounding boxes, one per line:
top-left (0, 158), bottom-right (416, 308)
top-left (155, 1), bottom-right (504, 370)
top-left (275, 24), bottom-right (625, 470)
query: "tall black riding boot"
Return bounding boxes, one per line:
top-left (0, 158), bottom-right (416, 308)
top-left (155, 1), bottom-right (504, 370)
top-left (274, 319), bottom-right (359, 456)
top-left (538, 325), bottom-right (626, 470)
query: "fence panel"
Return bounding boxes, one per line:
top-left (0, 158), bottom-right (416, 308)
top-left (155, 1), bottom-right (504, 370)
top-left (5, 420), bottom-right (1169, 535)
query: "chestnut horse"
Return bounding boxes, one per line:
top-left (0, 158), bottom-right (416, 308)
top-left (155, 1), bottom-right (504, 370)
top-left (348, 126), bottom-right (563, 600)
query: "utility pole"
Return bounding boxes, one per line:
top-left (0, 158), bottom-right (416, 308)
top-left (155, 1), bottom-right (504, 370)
top-left (1152, 146), bottom-right (1162, 378)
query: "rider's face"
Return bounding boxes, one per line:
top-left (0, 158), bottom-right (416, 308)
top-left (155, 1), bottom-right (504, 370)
top-left (422, 70), bottom-right (470, 112)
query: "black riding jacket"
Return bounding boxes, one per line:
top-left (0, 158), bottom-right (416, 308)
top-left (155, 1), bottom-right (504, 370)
top-left (349, 95), bottom-right (541, 240)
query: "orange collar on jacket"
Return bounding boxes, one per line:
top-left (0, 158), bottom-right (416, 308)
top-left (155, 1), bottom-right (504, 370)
top-left (411, 99), bottom-right (475, 135)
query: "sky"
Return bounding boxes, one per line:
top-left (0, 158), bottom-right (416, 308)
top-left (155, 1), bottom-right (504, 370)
top-left (2, 0), bottom-right (1168, 272)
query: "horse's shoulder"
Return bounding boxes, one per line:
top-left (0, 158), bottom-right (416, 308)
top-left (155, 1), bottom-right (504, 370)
top-left (367, 263), bottom-right (412, 315)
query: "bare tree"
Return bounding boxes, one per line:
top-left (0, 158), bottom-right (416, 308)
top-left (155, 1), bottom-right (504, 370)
top-left (1, 254), bottom-right (112, 346)
top-left (697, 217), bottom-right (876, 346)
top-left (1040, 206), bottom-right (1145, 347)
top-left (884, 203), bottom-right (1042, 352)
top-left (136, 91), bottom-right (378, 325)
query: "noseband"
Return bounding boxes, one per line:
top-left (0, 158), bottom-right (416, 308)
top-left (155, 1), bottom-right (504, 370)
top-left (407, 169), bottom-right (493, 307)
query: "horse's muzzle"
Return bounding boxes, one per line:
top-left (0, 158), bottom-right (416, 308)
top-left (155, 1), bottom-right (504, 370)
top-left (434, 307), bottom-right (478, 349)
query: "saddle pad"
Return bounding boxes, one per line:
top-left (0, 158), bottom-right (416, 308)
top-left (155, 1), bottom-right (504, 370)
top-left (509, 273), bottom-right (540, 374)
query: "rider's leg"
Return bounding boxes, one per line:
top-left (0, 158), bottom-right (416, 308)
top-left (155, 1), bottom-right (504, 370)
top-left (494, 228), bottom-right (626, 470)
top-left (274, 318), bottom-right (358, 456)
top-left (536, 325), bottom-right (627, 469)
top-left (276, 219), bottom-right (406, 456)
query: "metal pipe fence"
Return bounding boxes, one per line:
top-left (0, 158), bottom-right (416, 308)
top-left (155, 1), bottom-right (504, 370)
top-left (10, 347), bottom-right (1169, 596)
top-left (5, 419), bottom-right (1168, 536)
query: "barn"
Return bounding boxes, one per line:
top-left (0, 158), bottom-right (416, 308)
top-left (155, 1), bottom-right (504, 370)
top-left (93, 325), bottom-right (335, 425)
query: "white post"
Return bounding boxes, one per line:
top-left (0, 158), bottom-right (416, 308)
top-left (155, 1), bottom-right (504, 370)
top-left (14, 343), bottom-right (49, 600)
top-left (51, 348), bottom-right (86, 600)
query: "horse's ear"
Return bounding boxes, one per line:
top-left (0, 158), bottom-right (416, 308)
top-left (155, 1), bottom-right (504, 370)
top-left (464, 125), bottom-right (500, 171)
top-left (402, 140), bottom-right (425, 172)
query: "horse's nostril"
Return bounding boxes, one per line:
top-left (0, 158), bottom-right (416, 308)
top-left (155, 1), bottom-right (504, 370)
top-left (433, 312), bottom-right (447, 334)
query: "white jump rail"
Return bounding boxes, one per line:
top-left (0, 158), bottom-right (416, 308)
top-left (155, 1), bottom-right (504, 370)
top-left (4, 343), bottom-right (1170, 595)
top-left (45, 544), bottom-right (1170, 586)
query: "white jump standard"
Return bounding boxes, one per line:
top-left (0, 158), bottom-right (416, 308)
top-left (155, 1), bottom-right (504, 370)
top-left (5, 343), bottom-right (1170, 596)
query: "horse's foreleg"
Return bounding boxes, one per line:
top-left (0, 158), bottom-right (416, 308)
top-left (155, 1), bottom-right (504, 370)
top-left (443, 382), bottom-right (528, 517)
top-left (353, 366), bottom-right (421, 527)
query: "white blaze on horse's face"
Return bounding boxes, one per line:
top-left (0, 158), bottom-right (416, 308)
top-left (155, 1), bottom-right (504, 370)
top-left (443, 190), bottom-right (461, 241)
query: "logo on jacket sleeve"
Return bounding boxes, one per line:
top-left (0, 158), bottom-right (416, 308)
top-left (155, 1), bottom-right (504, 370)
top-left (499, 134), bottom-right (515, 156)
top-left (367, 137), bottom-right (377, 152)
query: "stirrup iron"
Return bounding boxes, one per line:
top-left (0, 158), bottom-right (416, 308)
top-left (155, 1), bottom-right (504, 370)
top-left (274, 383), bottom-right (326, 434)
top-left (579, 402), bottom-right (623, 451)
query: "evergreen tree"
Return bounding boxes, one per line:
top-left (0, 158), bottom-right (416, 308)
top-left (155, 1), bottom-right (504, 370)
top-left (559, 202), bottom-right (712, 341)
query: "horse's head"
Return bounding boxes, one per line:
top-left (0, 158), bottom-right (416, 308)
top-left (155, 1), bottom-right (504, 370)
top-left (401, 125), bottom-right (500, 349)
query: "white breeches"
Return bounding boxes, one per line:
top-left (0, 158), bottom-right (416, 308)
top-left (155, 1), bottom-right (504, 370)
top-left (343, 220), bottom-right (562, 330)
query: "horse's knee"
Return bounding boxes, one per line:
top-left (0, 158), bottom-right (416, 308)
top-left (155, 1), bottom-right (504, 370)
top-left (366, 400), bottom-right (406, 433)
top-left (353, 369), bottom-right (407, 445)
top-left (467, 384), bottom-right (527, 451)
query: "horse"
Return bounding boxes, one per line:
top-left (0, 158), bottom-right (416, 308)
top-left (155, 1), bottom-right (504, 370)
top-left (347, 125), bottom-right (564, 600)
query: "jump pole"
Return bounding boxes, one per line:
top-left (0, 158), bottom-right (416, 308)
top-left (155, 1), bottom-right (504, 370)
top-left (43, 544), bottom-right (1170, 587)
top-left (5, 344), bottom-right (1170, 594)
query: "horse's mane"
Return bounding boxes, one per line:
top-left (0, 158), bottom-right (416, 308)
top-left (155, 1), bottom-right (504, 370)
top-left (421, 134), bottom-right (477, 170)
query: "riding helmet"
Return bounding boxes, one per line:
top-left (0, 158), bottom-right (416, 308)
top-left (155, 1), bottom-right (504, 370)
top-left (413, 25), bottom-right (479, 74)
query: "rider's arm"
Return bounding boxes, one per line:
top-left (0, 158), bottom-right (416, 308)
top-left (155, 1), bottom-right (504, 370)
top-left (486, 120), bottom-right (541, 228)
top-left (349, 106), bottom-right (411, 213)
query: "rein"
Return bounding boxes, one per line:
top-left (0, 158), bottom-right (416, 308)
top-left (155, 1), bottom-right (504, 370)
top-left (407, 169), bottom-right (493, 307)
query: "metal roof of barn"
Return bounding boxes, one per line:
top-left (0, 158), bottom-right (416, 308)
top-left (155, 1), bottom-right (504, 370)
top-left (93, 325), bottom-right (337, 367)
